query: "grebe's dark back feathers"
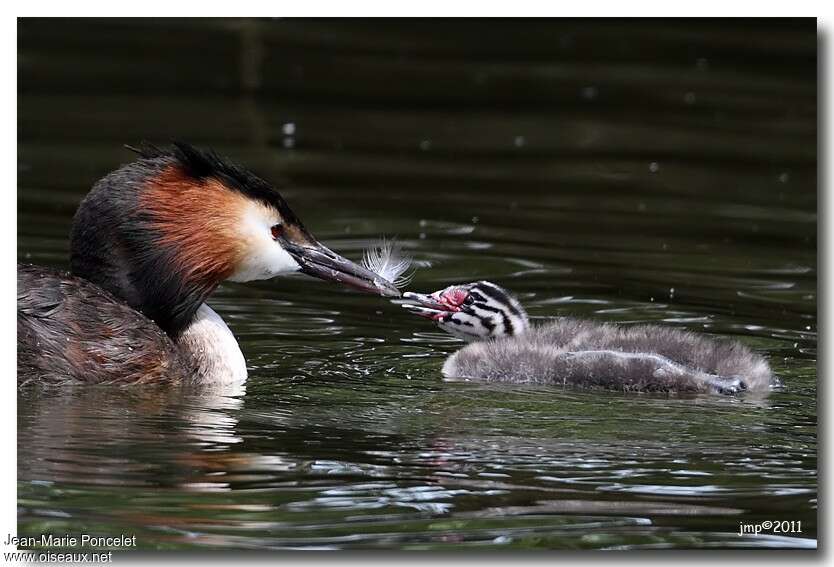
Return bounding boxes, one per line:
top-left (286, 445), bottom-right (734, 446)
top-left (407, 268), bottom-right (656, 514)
top-left (17, 264), bottom-right (194, 386)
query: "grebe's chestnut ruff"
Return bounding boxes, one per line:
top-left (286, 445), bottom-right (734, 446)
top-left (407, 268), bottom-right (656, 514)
top-left (402, 281), bottom-right (773, 395)
top-left (18, 143), bottom-right (400, 386)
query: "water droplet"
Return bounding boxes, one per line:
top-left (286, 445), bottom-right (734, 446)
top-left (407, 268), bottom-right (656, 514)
top-left (581, 86), bottom-right (598, 100)
top-left (282, 122), bottom-right (296, 136)
top-left (419, 139), bottom-right (432, 151)
top-left (779, 172), bottom-right (790, 183)
top-left (669, 287), bottom-right (675, 299)
top-left (282, 137), bottom-right (295, 149)
top-left (513, 135), bottom-right (526, 147)
top-left (649, 162), bottom-right (660, 173)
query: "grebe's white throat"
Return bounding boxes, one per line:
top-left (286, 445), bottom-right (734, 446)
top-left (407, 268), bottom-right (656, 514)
top-left (178, 303), bottom-right (248, 385)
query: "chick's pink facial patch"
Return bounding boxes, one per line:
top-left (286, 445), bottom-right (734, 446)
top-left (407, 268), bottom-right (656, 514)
top-left (437, 287), bottom-right (468, 310)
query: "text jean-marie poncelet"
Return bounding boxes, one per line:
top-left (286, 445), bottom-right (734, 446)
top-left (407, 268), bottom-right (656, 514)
top-left (5, 534), bottom-right (137, 548)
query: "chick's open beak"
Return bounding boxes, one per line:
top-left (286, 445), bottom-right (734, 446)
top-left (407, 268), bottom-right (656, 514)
top-left (401, 291), bottom-right (456, 320)
top-left (285, 241), bottom-right (401, 298)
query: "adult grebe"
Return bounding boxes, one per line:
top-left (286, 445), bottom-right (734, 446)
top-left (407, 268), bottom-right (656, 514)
top-left (18, 143), bottom-right (400, 386)
top-left (402, 281), bottom-right (773, 394)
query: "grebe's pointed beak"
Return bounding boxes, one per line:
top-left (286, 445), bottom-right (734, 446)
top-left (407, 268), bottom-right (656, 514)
top-left (285, 240), bottom-right (401, 298)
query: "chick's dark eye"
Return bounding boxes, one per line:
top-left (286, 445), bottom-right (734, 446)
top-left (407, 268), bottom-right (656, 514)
top-left (270, 224), bottom-right (284, 240)
top-left (464, 294), bottom-right (475, 305)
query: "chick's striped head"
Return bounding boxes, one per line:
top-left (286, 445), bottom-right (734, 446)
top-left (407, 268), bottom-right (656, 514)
top-left (402, 281), bottom-right (529, 341)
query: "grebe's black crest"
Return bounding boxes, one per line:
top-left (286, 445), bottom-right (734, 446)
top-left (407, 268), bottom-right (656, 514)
top-left (126, 141), bottom-right (303, 228)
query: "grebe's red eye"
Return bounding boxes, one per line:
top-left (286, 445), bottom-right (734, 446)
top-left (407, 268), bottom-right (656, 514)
top-left (271, 224), bottom-right (284, 240)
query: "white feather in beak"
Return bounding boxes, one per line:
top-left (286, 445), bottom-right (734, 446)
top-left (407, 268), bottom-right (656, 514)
top-left (362, 238), bottom-right (414, 289)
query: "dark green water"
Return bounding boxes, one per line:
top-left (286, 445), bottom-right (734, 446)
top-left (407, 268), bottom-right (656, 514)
top-left (17, 19), bottom-right (817, 550)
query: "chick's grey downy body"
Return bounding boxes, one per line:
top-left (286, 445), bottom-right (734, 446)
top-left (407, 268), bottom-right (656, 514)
top-left (403, 282), bottom-right (772, 394)
top-left (443, 316), bottom-right (771, 393)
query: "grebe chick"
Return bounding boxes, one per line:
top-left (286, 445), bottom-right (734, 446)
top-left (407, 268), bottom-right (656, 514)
top-left (18, 143), bottom-right (400, 387)
top-left (402, 281), bottom-right (772, 395)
